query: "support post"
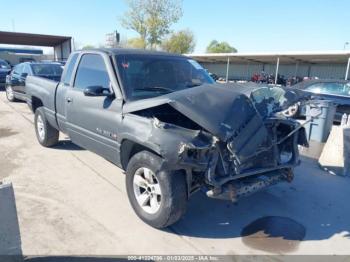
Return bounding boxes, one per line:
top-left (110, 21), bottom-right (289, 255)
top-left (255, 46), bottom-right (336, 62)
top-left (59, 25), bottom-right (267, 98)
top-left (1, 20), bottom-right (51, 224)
top-left (294, 61), bottom-right (299, 78)
top-left (345, 57), bottom-right (350, 80)
top-left (226, 57), bottom-right (230, 83)
top-left (274, 57), bottom-right (280, 85)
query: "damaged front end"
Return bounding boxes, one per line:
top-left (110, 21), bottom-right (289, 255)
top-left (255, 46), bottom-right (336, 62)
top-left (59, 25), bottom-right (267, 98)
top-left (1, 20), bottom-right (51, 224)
top-left (123, 84), bottom-right (308, 202)
top-left (203, 116), bottom-right (306, 202)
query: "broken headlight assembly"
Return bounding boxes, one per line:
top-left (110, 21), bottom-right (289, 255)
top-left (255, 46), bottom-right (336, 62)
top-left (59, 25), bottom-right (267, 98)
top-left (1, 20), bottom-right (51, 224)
top-left (279, 150), bottom-right (293, 164)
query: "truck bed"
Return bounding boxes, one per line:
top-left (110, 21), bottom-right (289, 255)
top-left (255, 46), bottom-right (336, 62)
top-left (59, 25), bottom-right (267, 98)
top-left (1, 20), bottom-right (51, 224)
top-left (25, 75), bottom-right (60, 128)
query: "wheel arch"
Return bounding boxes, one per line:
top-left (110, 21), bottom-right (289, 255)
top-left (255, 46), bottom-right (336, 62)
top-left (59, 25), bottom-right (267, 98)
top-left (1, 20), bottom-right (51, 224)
top-left (120, 139), bottom-right (161, 171)
top-left (120, 139), bottom-right (191, 199)
top-left (31, 96), bottom-right (44, 113)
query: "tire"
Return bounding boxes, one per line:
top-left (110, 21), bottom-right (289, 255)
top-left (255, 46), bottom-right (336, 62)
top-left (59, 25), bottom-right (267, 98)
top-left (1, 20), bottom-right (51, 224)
top-left (126, 150), bottom-right (187, 228)
top-left (5, 85), bottom-right (17, 102)
top-left (34, 107), bottom-right (59, 147)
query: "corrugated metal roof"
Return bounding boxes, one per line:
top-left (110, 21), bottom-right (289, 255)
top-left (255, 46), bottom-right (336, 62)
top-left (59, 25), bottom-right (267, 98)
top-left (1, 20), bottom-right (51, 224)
top-left (0, 31), bottom-right (71, 47)
top-left (187, 50), bottom-right (350, 64)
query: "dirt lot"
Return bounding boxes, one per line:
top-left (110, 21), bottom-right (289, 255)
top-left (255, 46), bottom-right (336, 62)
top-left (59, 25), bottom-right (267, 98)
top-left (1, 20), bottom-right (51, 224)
top-left (0, 88), bottom-right (350, 256)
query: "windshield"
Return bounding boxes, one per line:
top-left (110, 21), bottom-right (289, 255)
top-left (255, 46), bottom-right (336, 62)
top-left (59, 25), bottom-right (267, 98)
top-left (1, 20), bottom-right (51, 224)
top-left (306, 82), bottom-right (350, 97)
top-left (116, 54), bottom-right (214, 100)
top-left (0, 60), bottom-right (10, 69)
top-left (31, 64), bottom-right (63, 76)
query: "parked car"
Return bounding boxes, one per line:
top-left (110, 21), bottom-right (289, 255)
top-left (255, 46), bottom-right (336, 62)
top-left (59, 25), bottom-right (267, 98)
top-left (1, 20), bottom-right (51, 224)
top-left (0, 59), bottom-right (11, 88)
top-left (283, 79), bottom-right (350, 122)
top-left (4, 60), bottom-right (13, 68)
top-left (19, 57), bottom-right (36, 63)
top-left (5, 62), bottom-right (63, 102)
top-left (25, 49), bottom-right (307, 228)
top-left (41, 60), bottom-right (67, 67)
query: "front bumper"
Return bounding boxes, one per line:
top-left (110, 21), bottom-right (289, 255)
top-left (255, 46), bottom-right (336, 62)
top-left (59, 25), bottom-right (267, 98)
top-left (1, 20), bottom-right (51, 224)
top-left (206, 168), bottom-right (293, 201)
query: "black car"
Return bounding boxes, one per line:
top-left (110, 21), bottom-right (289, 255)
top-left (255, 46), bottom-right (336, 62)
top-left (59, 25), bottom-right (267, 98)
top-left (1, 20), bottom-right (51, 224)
top-left (283, 79), bottom-right (350, 122)
top-left (5, 62), bottom-right (63, 102)
top-left (0, 59), bottom-right (11, 88)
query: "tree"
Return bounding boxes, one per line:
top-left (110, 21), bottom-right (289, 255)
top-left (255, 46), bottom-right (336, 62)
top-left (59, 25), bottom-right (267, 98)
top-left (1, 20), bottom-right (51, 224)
top-left (206, 40), bottom-right (237, 53)
top-left (121, 0), bottom-right (183, 49)
top-left (127, 37), bottom-right (146, 49)
top-left (81, 45), bottom-right (95, 50)
top-left (120, 0), bottom-right (148, 48)
top-left (161, 30), bottom-right (195, 54)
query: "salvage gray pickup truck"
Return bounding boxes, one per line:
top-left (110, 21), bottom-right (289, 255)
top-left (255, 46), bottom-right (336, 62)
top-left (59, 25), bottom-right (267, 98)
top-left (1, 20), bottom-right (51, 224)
top-left (26, 49), bottom-right (308, 228)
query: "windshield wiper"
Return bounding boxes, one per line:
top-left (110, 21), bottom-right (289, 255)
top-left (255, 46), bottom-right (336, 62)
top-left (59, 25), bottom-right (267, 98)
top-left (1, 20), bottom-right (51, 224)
top-left (134, 86), bottom-right (174, 93)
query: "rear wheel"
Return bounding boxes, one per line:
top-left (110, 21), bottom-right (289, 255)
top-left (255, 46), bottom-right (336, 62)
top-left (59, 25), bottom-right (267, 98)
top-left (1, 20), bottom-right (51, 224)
top-left (5, 85), bottom-right (17, 102)
top-left (126, 151), bottom-right (188, 228)
top-left (34, 107), bottom-right (59, 147)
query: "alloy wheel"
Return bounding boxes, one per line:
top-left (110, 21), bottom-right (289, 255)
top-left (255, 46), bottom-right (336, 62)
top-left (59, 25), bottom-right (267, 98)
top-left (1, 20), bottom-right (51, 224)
top-left (37, 115), bottom-right (45, 141)
top-left (133, 167), bottom-right (162, 214)
top-left (6, 86), bottom-right (14, 101)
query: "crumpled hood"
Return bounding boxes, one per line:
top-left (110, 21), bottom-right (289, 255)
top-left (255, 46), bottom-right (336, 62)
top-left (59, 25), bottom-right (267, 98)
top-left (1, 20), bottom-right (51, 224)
top-left (123, 84), bottom-right (263, 141)
top-left (216, 83), bottom-right (309, 118)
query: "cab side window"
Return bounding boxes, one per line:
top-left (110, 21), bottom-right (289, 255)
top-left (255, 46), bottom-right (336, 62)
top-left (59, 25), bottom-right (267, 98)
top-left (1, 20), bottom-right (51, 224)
top-left (63, 53), bottom-right (79, 85)
top-left (74, 54), bottom-right (110, 90)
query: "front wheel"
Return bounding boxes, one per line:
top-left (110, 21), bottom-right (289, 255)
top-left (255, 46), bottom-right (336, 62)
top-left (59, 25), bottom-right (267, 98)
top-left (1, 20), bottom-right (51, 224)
top-left (5, 85), bottom-right (17, 102)
top-left (126, 151), bottom-right (188, 228)
top-left (34, 107), bottom-right (59, 147)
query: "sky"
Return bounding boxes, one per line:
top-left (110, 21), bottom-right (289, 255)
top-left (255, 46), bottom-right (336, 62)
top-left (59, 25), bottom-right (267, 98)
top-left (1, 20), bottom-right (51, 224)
top-left (0, 0), bottom-right (349, 54)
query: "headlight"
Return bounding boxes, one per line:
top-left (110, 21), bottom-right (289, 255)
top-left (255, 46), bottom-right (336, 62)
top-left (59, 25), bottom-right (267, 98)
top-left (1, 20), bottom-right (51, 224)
top-left (280, 150), bottom-right (293, 164)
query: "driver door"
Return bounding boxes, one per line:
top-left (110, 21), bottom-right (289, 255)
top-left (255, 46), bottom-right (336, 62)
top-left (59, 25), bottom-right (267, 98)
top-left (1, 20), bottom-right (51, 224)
top-left (65, 53), bottom-right (123, 164)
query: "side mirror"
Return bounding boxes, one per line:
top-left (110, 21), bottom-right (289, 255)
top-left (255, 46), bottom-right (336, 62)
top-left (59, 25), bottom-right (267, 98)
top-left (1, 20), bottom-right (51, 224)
top-left (83, 85), bottom-right (113, 97)
top-left (21, 72), bottom-right (28, 78)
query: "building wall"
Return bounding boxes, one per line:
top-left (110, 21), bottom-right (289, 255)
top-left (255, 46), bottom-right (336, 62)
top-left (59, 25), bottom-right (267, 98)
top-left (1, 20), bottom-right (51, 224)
top-left (201, 62), bottom-right (348, 80)
top-left (0, 48), bottom-right (43, 55)
top-left (54, 39), bottom-right (71, 60)
top-left (309, 64), bottom-right (346, 79)
top-left (0, 52), bottom-right (53, 66)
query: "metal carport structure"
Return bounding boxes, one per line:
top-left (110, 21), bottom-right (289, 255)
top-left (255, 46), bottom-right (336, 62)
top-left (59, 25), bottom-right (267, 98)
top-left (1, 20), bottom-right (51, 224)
top-left (0, 31), bottom-right (72, 60)
top-left (187, 51), bottom-right (350, 83)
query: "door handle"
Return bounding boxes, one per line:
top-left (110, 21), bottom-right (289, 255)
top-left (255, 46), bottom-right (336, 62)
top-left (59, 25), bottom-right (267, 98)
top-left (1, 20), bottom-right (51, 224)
top-left (66, 97), bottom-right (73, 103)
